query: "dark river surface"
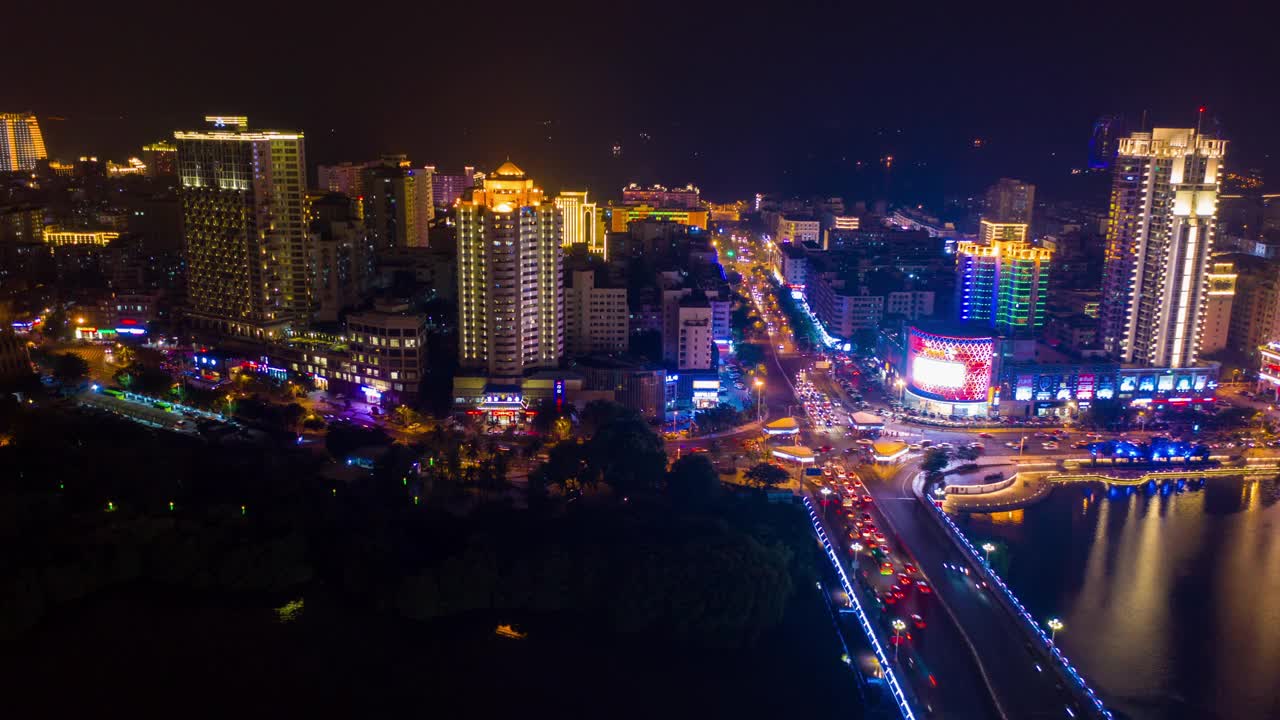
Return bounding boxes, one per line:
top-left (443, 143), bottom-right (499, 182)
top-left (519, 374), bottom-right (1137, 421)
top-left (957, 476), bottom-right (1280, 720)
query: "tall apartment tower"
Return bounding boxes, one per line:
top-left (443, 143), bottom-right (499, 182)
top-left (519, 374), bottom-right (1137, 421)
top-left (1099, 127), bottom-right (1227, 368)
top-left (554, 191), bottom-right (604, 257)
top-left (984, 178), bottom-right (1036, 226)
top-left (362, 163), bottom-right (431, 250)
top-left (0, 112), bottom-right (48, 172)
top-left (956, 221), bottom-right (1051, 335)
top-left (174, 116), bottom-right (310, 339)
top-left (456, 161), bottom-right (564, 377)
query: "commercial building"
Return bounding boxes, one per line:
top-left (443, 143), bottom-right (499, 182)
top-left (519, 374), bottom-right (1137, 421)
top-left (362, 163), bottom-right (431, 249)
top-left (566, 270), bottom-right (628, 355)
top-left (174, 115), bottom-right (310, 339)
top-left (778, 243), bottom-right (808, 288)
top-left (456, 161), bottom-right (563, 378)
top-left (0, 205), bottom-right (45, 244)
top-left (42, 227), bottom-right (121, 246)
top-left (901, 326), bottom-right (995, 417)
top-left (142, 141), bottom-right (177, 177)
top-left (0, 112), bottom-right (48, 172)
top-left (1200, 261), bottom-right (1236, 354)
top-left (316, 161), bottom-right (368, 197)
top-left (886, 290), bottom-right (935, 320)
top-left (621, 182), bottom-right (700, 209)
top-left (1226, 254), bottom-right (1280, 360)
top-left (1099, 127), bottom-right (1227, 368)
top-left (554, 191), bottom-right (604, 255)
top-left (607, 204), bottom-right (708, 232)
top-left (308, 193), bottom-right (372, 323)
top-left (984, 178), bottom-right (1036, 225)
top-left (428, 166), bottom-right (476, 207)
top-left (575, 356), bottom-right (666, 420)
top-left (955, 221), bottom-right (1052, 335)
top-left (776, 216), bottom-right (821, 245)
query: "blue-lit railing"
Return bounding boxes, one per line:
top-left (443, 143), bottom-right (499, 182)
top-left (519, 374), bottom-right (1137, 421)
top-left (925, 495), bottom-right (1113, 719)
top-left (803, 496), bottom-right (917, 720)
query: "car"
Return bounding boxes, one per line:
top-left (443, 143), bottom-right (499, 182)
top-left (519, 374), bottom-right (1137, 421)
top-left (916, 581), bottom-right (931, 594)
top-left (880, 562), bottom-right (894, 575)
top-left (911, 613), bottom-right (926, 629)
top-left (884, 592), bottom-right (899, 606)
top-left (874, 533), bottom-right (887, 544)
top-left (890, 586), bottom-right (906, 600)
top-left (862, 495), bottom-right (873, 504)
top-left (977, 432), bottom-right (994, 438)
top-left (898, 573), bottom-right (913, 586)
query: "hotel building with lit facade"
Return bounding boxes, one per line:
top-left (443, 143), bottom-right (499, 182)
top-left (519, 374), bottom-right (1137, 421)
top-left (455, 161), bottom-right (564, 379)
top-left (174, 116), bottom-right (310, 339)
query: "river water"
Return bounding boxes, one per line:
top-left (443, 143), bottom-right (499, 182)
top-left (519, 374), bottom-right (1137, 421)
top-left (957, 477), bottom-right (1280, 720)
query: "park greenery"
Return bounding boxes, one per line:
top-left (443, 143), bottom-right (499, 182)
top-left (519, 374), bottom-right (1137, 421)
top-left (0, 398), bottom-right (821, 651)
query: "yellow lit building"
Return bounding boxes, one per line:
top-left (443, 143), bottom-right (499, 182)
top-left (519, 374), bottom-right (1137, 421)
top-left (174, 116), bottom-right (308, 339)
top-left (43, 227), bottom-right (121, 246)
top-left (1201, 261), bottom-right (1236, 354)
top-left (978, 219), bottom-right (1028, 244)
top-left (607, 204), bottom-right (708, 233)
top-left (554, 191), bottom-right (606, 257)
top-left (457, 161), bottom-right (564, 377)
top-left (0, 112), bottom-right (48, 172)
top-left (706, 201), bottom-right (746, 223)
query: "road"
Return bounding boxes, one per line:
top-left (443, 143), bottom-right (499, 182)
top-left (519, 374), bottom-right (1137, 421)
top-left (720, 229), bottom-right (1109, 718)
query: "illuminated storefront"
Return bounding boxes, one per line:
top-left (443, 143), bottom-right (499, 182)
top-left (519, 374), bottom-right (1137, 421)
top-left (903, 327), bottom-right (995, 417)
top-left (998, 362), bottom-right (1219, 416)
top-left (1256, 343), bottom-right (1280, 400)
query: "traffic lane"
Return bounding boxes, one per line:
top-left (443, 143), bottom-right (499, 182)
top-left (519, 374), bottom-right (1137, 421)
top-left (839, 510), bottom-right (998, 719)
top-left (869, 488), bottom-right (1088, 719)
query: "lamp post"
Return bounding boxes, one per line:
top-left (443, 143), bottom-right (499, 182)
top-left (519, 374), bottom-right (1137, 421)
top-left (1047, 617), bottom-right (1064, 643)
top-left (892, 618), bottom-right (907, 662)
top-left (755, 378), bottom-right (765, 423)
top-left (1019, 435), bottom-right (1027, 457)
top-left (981, 542), bottom-right (995, 564)
top-left (895, 378), bottom-right (906, 403)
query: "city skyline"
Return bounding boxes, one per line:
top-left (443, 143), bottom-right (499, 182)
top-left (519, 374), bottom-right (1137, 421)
top-left (9, 6), bottom-right (1277, 203)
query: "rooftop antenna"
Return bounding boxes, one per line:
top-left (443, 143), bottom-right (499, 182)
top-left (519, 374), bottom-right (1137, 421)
top-left (1140, 109), bottom-right (1148, 132)
top-left (1196, 105), bottom-right (1206, 135)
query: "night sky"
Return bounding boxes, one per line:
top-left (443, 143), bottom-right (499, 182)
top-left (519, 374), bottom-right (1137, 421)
top-left (12, 3), bottom-right (1276, 204)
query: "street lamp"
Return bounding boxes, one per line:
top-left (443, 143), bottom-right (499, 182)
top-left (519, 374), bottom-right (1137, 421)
top-left (851, 542), bottom-right (863, 555)
top-left (981, 542), bottom-right (995, 563)
top-left (755, 378), bottom-right (765, 423)
top-left (1047, 617), bottom-right (1064, 643)
top-left (892, 618), bottom-right (907, 662)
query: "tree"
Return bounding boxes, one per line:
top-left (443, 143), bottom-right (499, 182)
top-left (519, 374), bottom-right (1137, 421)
top-left (954, 445), bottom-right (980, 461)
top-left (666, 454), bottom-right (721, 508)
top-left (392, 405), bottom-right (422, 427)
top-left (579, 399), bottom-right (631, 437)
top-left (588, 414), bottom-right (668, 496)
top-left (42, 308), bottom-right (69, 342)
top-left (694, 403), bottom-right (743, 435)
top-left (745, 462), bottom-right (790, 489)
top-left (325, 422), bottom-right (392, 459)
top-left (921, 447), bottom-right (951, 474)
top-left (52, 353), bottom-right (89, 383)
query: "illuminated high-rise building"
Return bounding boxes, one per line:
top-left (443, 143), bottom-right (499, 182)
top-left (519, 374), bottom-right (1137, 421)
top-left (174, 116), bottom-right (310, 338)
top-left (457, 161), bottom-right (563, 377)
top-left (984, 177), bottom-right (1036, 226)
top-left (1099, 127), bottom-right (1227, 368)
top-left (429, 165), bottom-right (476, 207)
top-left (554, 190), bottom-right (603, 255)
top-left (956, 221), bottom-right (1051, 335)
top-left (0, 112), bottom-right (48, 172)
top-left (362, 163), bottom-right (431, 249)
top-left (142, 141), bottom-right (176, 177)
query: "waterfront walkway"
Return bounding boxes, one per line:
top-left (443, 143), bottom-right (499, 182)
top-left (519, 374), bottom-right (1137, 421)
top-left (944, 461), bottom-right (1280, 513)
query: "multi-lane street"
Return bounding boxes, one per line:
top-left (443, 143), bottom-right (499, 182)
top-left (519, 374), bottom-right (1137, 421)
top-left (718, 226), bottom-right (1111, 719)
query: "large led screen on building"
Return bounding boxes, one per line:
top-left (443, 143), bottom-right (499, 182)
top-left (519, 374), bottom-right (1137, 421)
top-left (906, 328), bottom-right (994, 402)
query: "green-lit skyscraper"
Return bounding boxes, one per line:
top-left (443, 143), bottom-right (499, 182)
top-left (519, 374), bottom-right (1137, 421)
top-left (956, 220), bottom-right (1052, 335)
